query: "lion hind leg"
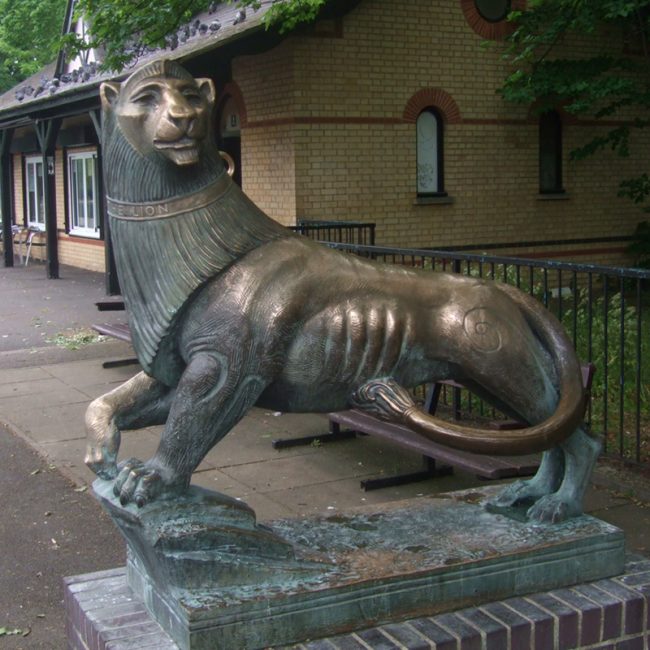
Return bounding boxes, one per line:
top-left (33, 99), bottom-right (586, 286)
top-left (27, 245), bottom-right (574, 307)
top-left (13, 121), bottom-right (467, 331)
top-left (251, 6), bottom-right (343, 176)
top-left (526, 427), bottom-right (601, 523)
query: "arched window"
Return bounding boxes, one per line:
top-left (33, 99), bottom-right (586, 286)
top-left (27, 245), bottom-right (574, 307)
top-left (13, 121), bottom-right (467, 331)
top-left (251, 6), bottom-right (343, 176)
top-left (539, 110), bottom-right (564, 194)
top-left (474, 0), bottom-right (510, 23)
top-left (416, 108), bottom-right (445, 196)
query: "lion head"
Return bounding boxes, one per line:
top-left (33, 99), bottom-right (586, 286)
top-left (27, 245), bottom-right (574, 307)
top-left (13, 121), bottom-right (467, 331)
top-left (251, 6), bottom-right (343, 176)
top-left (100, 60), bottom-right (224, 203)
top-left (101, 60), bottom-right (215, 167)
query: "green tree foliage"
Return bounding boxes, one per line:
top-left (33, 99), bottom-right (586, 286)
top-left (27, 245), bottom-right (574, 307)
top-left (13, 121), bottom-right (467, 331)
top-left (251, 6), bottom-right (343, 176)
top-left (501, 0), bottom-right (650, 207)
top-left (66, 0), bottom-right (327, 72)
top-left (0, 0), bottom-right (67, 93)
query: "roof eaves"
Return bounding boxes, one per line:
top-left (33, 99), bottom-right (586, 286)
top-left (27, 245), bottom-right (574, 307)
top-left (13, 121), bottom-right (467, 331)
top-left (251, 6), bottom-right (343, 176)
top-left (0, 0), bottom-right (273, 127)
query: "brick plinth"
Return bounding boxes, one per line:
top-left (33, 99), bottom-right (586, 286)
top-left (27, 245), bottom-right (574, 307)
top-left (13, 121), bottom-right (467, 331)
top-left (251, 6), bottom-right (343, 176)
top-left (66, 556), bottom-right (650, 650)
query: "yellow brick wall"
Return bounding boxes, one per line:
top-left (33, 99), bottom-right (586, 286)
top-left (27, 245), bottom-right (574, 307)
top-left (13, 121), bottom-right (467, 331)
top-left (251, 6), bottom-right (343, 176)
top-left (240, 125), bottom-right (296, 225)
top-left (58, 236), bottom-right (105, 272)
top-left (12, 153), bottom-right (22, 226)
top-left (231, 0), bottom-right (649, 264)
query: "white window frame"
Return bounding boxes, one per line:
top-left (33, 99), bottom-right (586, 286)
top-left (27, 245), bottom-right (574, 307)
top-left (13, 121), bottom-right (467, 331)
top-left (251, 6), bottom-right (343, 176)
top-left (25, 155), bottom-right (46, 230)
top-left (67, 150), bottom-right (100, 238)
top-left (416, 108), bottom-right (445, 196)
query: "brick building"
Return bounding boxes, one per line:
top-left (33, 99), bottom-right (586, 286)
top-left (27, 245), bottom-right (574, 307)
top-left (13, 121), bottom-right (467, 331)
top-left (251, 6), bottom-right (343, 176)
top-left (0, 0), bottom-right (646, 284)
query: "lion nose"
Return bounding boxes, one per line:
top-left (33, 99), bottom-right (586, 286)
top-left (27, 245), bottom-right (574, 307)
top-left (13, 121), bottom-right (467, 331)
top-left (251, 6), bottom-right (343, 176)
top-left (169, 101), bottom-right (193, 119)
top-left (166, 93), bottom-right (195, 126)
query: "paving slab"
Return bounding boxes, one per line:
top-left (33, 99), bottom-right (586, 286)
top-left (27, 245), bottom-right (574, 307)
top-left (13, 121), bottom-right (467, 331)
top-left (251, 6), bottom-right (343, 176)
top-left (0, 365), bottom-right (54, 385)
top-left (45, 357), bottom-right (138, 389)
top-left (0, 376), bottom-right (74, 399)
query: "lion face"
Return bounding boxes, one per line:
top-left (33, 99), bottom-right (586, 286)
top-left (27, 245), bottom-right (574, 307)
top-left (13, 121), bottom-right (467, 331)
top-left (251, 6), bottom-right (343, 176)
top-left (101, 70), bottom-right (215, 167)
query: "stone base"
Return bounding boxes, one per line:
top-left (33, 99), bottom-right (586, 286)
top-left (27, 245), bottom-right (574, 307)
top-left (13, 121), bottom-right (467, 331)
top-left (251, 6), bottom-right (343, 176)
top-left (77, 485), bottom-right (630, 649)
top-left (65, 557), bottom-right (650, 650)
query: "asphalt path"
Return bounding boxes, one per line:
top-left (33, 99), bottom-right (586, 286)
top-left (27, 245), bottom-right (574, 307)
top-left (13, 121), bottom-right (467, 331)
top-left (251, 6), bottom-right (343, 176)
top-left (0, 262), bottom-right (126, 648)
top-left (0, 423), bottom-right (124, 649)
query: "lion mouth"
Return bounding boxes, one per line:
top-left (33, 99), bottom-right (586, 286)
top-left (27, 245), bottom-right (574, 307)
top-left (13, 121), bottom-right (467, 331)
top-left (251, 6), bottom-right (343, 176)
top-left (154, 137), bottom-right (198, 151)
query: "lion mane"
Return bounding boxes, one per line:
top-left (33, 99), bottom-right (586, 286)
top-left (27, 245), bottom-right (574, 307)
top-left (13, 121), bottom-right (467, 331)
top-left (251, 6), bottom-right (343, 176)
top-left (102, 59), bottom-right (290, 386)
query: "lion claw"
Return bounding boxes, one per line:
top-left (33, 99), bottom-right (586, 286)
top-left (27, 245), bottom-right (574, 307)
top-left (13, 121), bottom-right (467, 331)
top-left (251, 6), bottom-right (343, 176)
top-left (526, 495), bottom-right (579, 524)
top-left (489, 479), bottom-right (538, 508)
top-left (113, 457), bottom-right (165, 507)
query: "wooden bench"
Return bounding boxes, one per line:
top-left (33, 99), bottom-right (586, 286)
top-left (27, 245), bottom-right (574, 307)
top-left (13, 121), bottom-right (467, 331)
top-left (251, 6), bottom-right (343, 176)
top-left (92, 303), bottom-right (137, 368)
top-left (273, 363), bottom-right (595, 491)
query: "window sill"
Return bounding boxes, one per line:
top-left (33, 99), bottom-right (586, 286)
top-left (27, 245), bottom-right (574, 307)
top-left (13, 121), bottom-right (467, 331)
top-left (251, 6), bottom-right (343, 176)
top-left (68, 230), bottom-right (100, 240)
top-left (414, 195), bottom-right (455, 206)
top-left (537, 192), bottom-right (570, 201)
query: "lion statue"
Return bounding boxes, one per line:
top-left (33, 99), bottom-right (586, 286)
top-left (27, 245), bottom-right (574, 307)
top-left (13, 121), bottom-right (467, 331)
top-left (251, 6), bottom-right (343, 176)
top-left (86, 59), bottom-right (600, 523)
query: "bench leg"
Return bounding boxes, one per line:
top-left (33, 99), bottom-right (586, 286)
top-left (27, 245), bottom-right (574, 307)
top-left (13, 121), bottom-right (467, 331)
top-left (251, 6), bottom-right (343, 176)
top-left (360, 456), bottom-right (453, 491)
top-left (102, 358), bottom-right (139, 369)
top-left (271, 420), bottom-right (358, 450)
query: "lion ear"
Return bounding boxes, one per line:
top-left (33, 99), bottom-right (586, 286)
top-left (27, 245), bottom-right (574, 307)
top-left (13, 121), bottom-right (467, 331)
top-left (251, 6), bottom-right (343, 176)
top-left (100, 82), bottom-right (121, 110)
top-left (196, 78), bottom-right (216, 108)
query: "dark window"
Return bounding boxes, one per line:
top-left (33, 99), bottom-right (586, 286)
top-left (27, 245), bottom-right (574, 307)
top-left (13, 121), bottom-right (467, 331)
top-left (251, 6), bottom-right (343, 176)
top-left (474, 0), bottom-right (510, 23)
top-left (539, 110), bottom-right (564, 194)
top-left (416, 108), bottom-right (445, 196)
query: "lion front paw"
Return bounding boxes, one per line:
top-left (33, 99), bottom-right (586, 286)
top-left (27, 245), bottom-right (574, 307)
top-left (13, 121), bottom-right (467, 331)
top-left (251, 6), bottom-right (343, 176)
top-left (113, 457), bottom-right (180, 507)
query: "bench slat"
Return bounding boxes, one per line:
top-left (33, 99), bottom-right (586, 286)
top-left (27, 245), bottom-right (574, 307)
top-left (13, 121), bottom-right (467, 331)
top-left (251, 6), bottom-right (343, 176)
top-left (92, 323), bottom-right (132, 343)
top-left (328, 410), bottom-right (539, 479)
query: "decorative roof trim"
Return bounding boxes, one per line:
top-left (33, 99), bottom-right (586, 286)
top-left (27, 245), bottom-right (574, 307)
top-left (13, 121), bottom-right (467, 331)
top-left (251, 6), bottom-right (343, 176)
top-left (459, 0), bottom-right (526, 41)
top-left (403, 89), bottom-right (462, 124)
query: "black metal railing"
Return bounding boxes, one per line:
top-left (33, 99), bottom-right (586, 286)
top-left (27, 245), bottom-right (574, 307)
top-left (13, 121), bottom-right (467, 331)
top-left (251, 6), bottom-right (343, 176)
top-left (289, 220), bottom-right (376, 245)
top-left (324, 241), bottom-right (650, 467)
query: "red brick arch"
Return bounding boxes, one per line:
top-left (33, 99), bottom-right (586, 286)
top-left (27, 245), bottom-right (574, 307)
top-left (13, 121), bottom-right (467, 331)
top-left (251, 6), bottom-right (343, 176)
top-left (460, 0), bottom-right (527, 41)
top-left (218, 81), bottom-right (248, 128)
top-left (403, 89), bottom-right (462, 124)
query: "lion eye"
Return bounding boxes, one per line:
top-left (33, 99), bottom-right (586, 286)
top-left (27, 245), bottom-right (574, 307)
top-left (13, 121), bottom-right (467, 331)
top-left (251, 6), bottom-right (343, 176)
top-left (132, 92), bottom-right (158, 107)
top-left (182, 91), bottom-right (203, 107)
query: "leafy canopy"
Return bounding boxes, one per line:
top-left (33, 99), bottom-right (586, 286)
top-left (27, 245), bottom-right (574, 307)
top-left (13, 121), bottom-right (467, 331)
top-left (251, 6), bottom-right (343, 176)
top-left (66, 0), bottom-right (328, 71)
top-left (501, 0), bottom-right (650, 208)
top-left (0, 0), bottom-right (67, 93)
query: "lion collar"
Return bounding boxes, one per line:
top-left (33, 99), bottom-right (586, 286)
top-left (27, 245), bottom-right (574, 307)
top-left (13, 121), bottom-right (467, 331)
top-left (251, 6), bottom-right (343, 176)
top-left (107, 173), bottom-right (231, 221)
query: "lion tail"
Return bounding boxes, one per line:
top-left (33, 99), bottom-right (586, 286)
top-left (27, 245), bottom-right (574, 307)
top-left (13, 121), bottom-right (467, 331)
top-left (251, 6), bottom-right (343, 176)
top-left (352, 284), bottom-right (585, 456)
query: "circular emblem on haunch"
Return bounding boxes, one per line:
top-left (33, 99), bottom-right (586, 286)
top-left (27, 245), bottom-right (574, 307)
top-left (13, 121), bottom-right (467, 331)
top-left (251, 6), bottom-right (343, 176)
top-left (463, 307), bottom-right (503, 353)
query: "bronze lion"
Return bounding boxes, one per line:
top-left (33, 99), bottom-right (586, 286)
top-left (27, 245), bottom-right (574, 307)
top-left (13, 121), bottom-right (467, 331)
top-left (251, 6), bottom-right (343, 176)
top-left (85, 60), bottom-right (600, 523)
